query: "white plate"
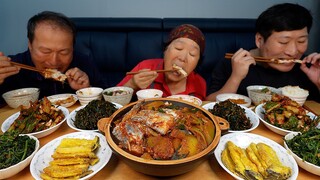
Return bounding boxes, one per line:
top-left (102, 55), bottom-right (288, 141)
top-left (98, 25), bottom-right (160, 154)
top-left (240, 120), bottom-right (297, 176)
top-left (255, 104), bottom-right (319, 136)
top-left (202, 102), bottom-right (259, 133)
top-left (284, 132), bottom-right (320, 176)
top-left (214, 132), bottom-right (298, 180)
top-left (67, 102), bottom-right (122, 132)
top-left (0, 135), bottom-right (39, 179)
top-left (167, 95), bottom-right (202, 106)
top-left (1, 106), bottom-right (69, 138)
top-left (30, 131), bottom-right (112, 180)
top-left (47, 94), bottom-right (78, 108)
top-left (216, 93), bottom-right (251, 107)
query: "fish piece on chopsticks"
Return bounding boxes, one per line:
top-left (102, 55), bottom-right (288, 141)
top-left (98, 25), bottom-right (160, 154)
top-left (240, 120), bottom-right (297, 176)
top-left (173, 64), bottom-right (187, 77)
top-left (43, 68), bottom-right (67, 82)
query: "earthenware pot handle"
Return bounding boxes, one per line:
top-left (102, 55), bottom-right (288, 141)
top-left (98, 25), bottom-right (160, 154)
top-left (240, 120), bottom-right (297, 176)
top-left (98, 117), bottom-right (111, 133)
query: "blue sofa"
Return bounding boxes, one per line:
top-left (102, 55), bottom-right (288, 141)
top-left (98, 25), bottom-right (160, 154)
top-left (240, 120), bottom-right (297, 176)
top-left (71, 18), bottom-right (256, 92)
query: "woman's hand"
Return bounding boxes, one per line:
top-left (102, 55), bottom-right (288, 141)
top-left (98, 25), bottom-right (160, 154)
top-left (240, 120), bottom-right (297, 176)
top-left (65, 67), bottom-right (90, 89)
top-left (230, 48), bottom-right (256, 81)
top-left (300, 52), bottom-right (320, 89)
top-left (126, 69), bottom-right (158, 90)
top-left (0, 52), bottom-right (20, 84)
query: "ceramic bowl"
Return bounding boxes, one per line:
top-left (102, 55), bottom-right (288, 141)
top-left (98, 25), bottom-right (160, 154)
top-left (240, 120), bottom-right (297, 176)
top-left (167, 95), bottom-right (202, 106)
top-left (102, 86), bottom-right (134, 106)
top-left (202, 102), bottom-right (259, 133)
top-left (0, 135), bottom-right (39, 179)
top-left (284, 132), bottom-right (320, 176)
top-left (136, 89), bottom-right (163, 100)
top-left (1, 106), bottom-right (69, 138)
top-left (2, 88), bottom-right (40, 108)
top-left (98, 98), bottom-right (229, 176)
top-left (255, 104), bottom-right (319, 136)
top-left (47, 93), bottom-right (78, 108)
top-left (216, 93), bottom-right (251, 107)
top-left (246, 85), bottom-right (281, 105)
top-left (281, 86), bottom-right (309, 106)
top-left (76, 87), bottom-right (103, 106)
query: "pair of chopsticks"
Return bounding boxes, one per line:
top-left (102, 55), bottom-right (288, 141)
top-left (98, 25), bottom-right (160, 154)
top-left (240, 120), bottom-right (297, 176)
top-left (126, 69), bottom-right (175, 75)
top-left (10, 61), bottom-right (44, 73)
top-left (225, 53), bottom-right (302, 64)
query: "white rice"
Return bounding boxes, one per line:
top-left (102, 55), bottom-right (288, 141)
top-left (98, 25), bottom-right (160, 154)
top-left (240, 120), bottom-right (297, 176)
top-left (282, 86), bottom-right (309, 97)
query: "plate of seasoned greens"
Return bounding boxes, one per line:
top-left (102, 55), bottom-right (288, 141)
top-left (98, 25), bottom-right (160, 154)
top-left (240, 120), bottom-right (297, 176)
top-left (284, 129), bottom-right (320, 176)
top-left (202, 100), bottom-right (259, 133)
top-left (67, 99), bottom-right (122, 132)
top-left (0, 131), bottom-right (40, 179)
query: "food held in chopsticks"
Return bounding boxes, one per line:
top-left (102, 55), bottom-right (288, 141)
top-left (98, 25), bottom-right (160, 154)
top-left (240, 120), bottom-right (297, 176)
top-left (221, 141), bottom-right (292, 179)
top-left (43, 68), bottom-right (67, 82)
top-left (40, 136), bottom-right (100, 179)
top-left (225, 53), bottom-right (302, 64)
top-left (173, 64), bottom-right (187, 77)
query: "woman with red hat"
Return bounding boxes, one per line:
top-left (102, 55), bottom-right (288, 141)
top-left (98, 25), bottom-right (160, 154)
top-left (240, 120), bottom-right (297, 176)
top-left (117, 24), bottom-right (206, 100)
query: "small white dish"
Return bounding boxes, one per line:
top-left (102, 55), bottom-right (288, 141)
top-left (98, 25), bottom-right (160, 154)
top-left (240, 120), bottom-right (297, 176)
top-left (255, 104), bottom-right (319, 136)
top-left (0, 135), bottom-right (39, 179)
top-left (1, 106), bottom-right (69, 138)
top-left (202, 102), bottom-right (259, 133)
top-left (167, 95), bottom-right (202, 106)
top-left (136, 89), bottom-right (163, 100)
top-left (216, 93), bottom-right (251, 107)
top-left (284, 132), bottom-right (320, 176)
top-left (214, 132), bottom-right (298, 180)
top-left (67, 102), bottom-right (122, 132)
top-left (30, 131), bottom-right (112, 180)
top-left (47, 93), bottom-right (78, 107)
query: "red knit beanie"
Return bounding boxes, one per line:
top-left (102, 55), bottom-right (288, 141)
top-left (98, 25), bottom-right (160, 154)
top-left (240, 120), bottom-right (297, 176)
top-left (166, 24), bottom-right (205, 55)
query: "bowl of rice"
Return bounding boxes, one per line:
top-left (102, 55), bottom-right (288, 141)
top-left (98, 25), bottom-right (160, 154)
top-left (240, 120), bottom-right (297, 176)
top-left (281, 85), bottom-right (309, 106)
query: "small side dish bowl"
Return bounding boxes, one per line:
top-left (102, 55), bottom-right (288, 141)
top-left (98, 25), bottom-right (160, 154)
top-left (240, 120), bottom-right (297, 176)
top-left (102, 86), bottom-right (134, 106)
top-left (0, 135), bottom-right (40, 179)
top-left (216, 93), bottom-right (251, 107)
top-left (202, 102), bottom-right (259, 133)
top-left (76, 87), bottom-right (103, 106)
top-left (2, 88), bottom-right (40, 108)
top-left (98, 98), bottom-right (229, 176)
top-left (167, 94), bottom-right (202, 106)
top-left (246, 85), bottom-right (281, 105)
top-left (136, 89), bottom-right (163, 100)
top-left (214, 132), bottom-right (298, 180)
top-left (284, 131), bottom-right (320, 176)
top-left (47, 94), bottom-right (78, 108)
top-left (281, 85), bottom-right (309, 106)
top-left (1, 106), bottom-right (69, 138)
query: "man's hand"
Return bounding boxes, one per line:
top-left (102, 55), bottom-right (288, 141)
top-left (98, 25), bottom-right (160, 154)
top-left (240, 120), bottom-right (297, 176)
top-left (0, 52), bottom-right (20, 84)
top-left (65, 67), bottom-right (90, 89)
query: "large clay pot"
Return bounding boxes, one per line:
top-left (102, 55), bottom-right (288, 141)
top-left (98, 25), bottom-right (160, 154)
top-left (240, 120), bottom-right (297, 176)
top-left (98, 98), bottom-right (229, 177)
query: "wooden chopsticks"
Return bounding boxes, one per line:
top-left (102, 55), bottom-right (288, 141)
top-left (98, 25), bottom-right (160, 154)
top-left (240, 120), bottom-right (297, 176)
top-left (225, 53), bottom-right (302, 64)
top-left (126, 69), bottom-right (175, 75)
top-left (10, 61), bottom-right (44, 73)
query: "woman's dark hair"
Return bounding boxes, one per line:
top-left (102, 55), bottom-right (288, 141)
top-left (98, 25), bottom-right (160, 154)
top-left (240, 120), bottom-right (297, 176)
top-left (256, 3), bottom-right (313, 40)
top-left (27, 11), bottom-right (76, 44)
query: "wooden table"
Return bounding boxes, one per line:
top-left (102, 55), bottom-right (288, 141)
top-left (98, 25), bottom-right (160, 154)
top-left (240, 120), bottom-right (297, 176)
top-left (1, 101), bottom-right (319, 180)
